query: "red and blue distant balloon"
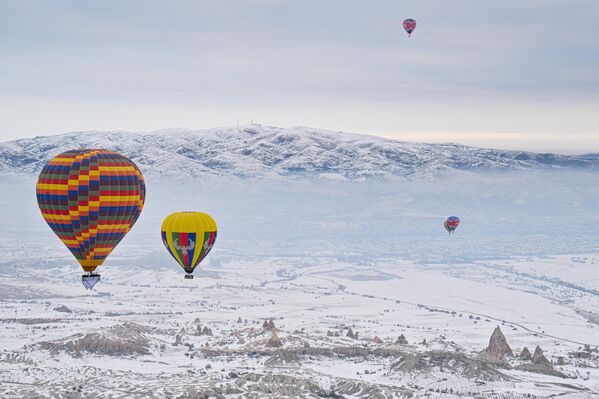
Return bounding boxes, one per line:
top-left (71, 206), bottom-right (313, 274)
top-left (403, 19), bottom-right (417, 37)
top-left (444, 216), bottom-right (460, 235)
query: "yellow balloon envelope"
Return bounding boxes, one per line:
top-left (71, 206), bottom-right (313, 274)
top-left (161, 212), bottom-right (217, 277)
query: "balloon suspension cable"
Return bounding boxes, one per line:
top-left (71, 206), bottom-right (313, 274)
top-left (82, 272), bottom-right (101, 290)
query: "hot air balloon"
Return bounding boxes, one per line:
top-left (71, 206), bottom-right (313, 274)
top-left (403, 18), bottom-right (417, 37)
top-left (444, 216), bottom-right (460, 235)
top-left (161, 212), bottom-right (217, 279)
top-left (36, 149), bottom-right (145, 289)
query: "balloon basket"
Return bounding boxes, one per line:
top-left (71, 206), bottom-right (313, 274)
top-left (82, 273), bottom-right (101, 290)
top-left (184, 274), bottom-right (194, 280)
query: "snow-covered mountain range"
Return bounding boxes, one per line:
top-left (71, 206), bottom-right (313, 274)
top-left (1, 125), bottom-right (597, 179)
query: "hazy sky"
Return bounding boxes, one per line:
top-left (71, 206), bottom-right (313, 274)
top-left (1, 1), bottom-right (598, 153)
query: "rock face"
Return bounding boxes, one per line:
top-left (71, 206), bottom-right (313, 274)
top-left (532, 346), bottom-right (551, 367)
top-left (39, 323), bottom-right (151, 356)
top-left (520, 347), bottom-right (532, 360)
top-left (484, 326), bottom-right (512, 360)
top-left (396, 335), bottom-right (408, 345)
top-left (266, 332), bottom-right (282, 348)
top-left (201, 327), bottom-right (213, 336)
top-left (262, 320), bottom-right (277, 332)
top-left (391, 350), bottom-right (507, 381)
top-left (514, 345), bottom-right (566, 377)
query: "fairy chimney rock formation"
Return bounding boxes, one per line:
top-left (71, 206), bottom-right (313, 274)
top-left (396, 334), bottom-right (408, 345)
top-left (346, 328), bottom-right (355, 339)
top-left (520, 347), bottom-right (532, 360)
top-left (372, 336), bottom-right (384, 344)
top-left (484, 326), bottom-right (513, 359)
top-left (174, 334), bottom-right (182, 346)
top-left (532, 346), bottom-right (552, 367)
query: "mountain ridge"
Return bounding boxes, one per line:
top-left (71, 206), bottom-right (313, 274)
top-left (1, 125), bottom-right (597, 179)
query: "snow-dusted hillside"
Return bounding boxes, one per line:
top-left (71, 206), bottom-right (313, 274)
top-left (1, 125), bottom-right (597, 179)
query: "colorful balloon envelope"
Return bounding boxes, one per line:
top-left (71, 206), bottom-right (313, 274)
top-left (36, 149), bottom-right (146, 289)
top-left (403, 18), bottom-right (417, 36)
top-left (161, 212), bottom-right (217, 279)
top-left (444, 216), bottom-right (460, 235)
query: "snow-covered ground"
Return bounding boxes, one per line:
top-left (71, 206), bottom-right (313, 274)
top-left (1, 253), bottom-right (599, 398)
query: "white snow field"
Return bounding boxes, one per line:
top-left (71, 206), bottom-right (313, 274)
top-left (1, 127), bottom-right (599, 398)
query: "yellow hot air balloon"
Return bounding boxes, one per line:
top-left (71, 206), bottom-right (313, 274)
top-left (161, 212), bottom-right (217, 279)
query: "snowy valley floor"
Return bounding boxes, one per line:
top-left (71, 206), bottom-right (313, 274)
top-left (1, 253), bottom-right (599, 398)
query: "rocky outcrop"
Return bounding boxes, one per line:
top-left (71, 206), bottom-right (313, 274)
top-left (396, 334), bottom-right (408, 345)
top-left (391, 350), bottom-right (508, 380)
top-left (38, 322), bottom-right (151, 356)
top-left (194, 325), bottom-right (213, 336)
top-left (174, 334), bottom-right (182, 346)
top-left (532, 345), bottom-right (551, 367)
top-left (53, 305), bottom-right (72, 313)
top-left (266, 332), bottom-right (282, 348)
top-left (236, 373), bottom-right (327, 397)
top-left (483, 326), bottom-right (512, 361)
top-left (514, 345), bottom-right (566, 377)
top-left (346, 328), bottom-right (355, 339)
top-left (371, 336), bottom-right (383, 344)
top-left (335, 380), bottom-right (412, 398)
top-left (520, 347), bottom-right (532, 360)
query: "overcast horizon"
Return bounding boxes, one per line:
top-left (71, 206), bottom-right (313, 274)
top-left (1, 1), bottom-right (598, 154)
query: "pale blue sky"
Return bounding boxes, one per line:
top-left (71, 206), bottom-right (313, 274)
top-left (1, 0), bottom-right (598, 153)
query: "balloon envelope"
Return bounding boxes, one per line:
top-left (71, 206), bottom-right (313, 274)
top-left (161, 212), bottom-right (217, 275)
top-left (403, 18), bottom-right (417, 36)
top-left (444, 216), bottom-right (460, 233)
top-left (36, 149), bottom-right (146, 273)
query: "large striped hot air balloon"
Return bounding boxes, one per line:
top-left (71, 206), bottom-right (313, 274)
top-left (36, 149), bottom-right (146, 289)
top-left (161, 212), bottom-right (217, 279)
